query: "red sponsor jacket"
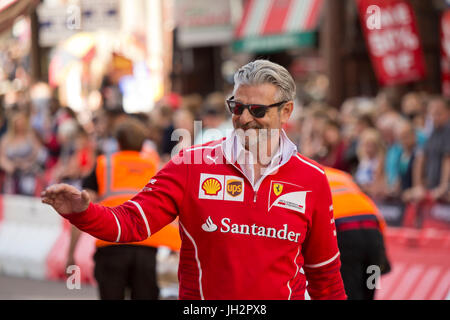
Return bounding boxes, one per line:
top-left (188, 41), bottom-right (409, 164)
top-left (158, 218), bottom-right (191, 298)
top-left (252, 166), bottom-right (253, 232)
top-left (61, 138), bottom-right (346, 300)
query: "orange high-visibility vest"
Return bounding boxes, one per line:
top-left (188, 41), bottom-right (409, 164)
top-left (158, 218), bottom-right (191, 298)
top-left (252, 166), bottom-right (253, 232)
top-left (95, 150), bottom-right (181, 251)
top-left (324, 167), bottom-right (387, 233)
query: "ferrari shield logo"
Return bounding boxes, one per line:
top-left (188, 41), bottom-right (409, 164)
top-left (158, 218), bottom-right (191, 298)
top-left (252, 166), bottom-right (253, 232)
top-left (273, 183), bottom-right (283, 196)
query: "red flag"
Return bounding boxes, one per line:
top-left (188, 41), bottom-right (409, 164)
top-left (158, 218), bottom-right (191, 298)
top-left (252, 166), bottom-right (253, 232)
top-left (357, 0), bottom-right (426, 86)
top-left (441, 10), bottom-right (450, 97)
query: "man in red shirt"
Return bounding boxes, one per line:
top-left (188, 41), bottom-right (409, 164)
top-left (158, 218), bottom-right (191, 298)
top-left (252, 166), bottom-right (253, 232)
top-left (41, 60), bottom-right (346, 300)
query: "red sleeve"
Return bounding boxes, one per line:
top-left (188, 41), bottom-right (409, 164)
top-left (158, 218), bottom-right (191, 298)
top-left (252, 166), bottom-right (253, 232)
top-left (61, 152), bottom-right (188, 243)
top-left (302, 172), bottom-right (347, 300)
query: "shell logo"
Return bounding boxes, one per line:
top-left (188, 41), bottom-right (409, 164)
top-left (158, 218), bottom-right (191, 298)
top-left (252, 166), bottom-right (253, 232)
top-left (202, 178), bottom-right (222, 196)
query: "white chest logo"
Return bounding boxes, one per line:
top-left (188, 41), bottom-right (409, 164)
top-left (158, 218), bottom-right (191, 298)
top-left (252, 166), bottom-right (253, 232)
top-left (202, 216), bottom-right (218, 232)
top-left (270, 191), bottom-right (310, 214)
top-left (201, 217), bottom-right (301, 243)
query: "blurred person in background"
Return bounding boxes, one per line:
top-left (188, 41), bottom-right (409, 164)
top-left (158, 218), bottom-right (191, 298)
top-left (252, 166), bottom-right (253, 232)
top-left (0, 96), bottom-right (7, 138)
top-left (91, 107), bottom-right (127, 157)
top-left (315, 119), bottom-right (350, 172)
top-left (401, 92), bottom-right (428, 135)
top-left (299, 105), bottom-right (329, 160)
top-left (338, 98), bottom-right (359, 171)
top-left (29, 82), bottom-right (52, 144)
top-left (42, 96), bottom-right (66, 171)
top-left (390, 120), bottom-right (419, 203)
top-left (171, 107), bottom-right (195, 153)
top-left (152, 94), bottom-right (184, 163)
top-left (354, 128), bottom-right (386, 200)
top-left (193, 91), bottom-right (233, 145)
top-left (374, 88), bottom-right (401, 119)
top-left (0, 108), bottom-right (47, 196)
top-left (380, 96), bottom-right (427, 197)
top-left (344, 113), bottom-right (376, 175)
top-left (181, 93), bottom-right (203, 120)
top-left (377, 111), bottom-right (403, 190)
top-left (410, 96), bottom-right (450, 203)
top-left (399, 92), bottom-right (428, 146)
top-left (0, 96), bottom-right (6, 190)
top-left (326, 166), bottom-right (390, 300)
top-left (129, 112), bottom-right (161, 167)
top-left (152, 103), bottom-right (176, 159)
top-left (66, 117), bottom-right (180, 300)
top-left (50, 118), bottom-right (95, 190)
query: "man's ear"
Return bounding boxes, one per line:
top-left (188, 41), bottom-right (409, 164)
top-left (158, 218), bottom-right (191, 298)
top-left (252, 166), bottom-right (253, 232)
top-left (280, 101), bottom-right (294, 126)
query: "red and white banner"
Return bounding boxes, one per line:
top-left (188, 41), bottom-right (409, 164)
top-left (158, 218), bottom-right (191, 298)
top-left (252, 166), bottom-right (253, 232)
top-left (441, 10), bottom-right (450, 98)
top-left (357, 0), bottom-right (426, 86)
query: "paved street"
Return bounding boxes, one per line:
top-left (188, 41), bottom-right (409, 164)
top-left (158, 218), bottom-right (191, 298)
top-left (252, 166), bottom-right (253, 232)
top-left (0, 275), bottom-right (98, 300)
top-left (0, 274), bottom-right (179, 300)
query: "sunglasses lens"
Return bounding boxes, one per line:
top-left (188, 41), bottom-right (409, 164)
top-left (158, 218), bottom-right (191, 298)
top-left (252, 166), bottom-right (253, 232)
top-left (249, 105), bottom-right (267, 118)
top-left (230, 102), bottom-right (243, 115)
top-left (228, 100), bottom-right (267, 118)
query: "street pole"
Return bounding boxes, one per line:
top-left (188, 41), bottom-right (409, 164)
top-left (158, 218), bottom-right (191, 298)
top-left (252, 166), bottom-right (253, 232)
top-left (322, 0), bottom-right (346, 109)
top-left (30, 8), bottom-right (41, 82)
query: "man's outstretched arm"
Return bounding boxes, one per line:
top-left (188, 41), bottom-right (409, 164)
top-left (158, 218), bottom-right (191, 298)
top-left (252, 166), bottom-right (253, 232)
top-left (41, 155), bottom-right (188, 243)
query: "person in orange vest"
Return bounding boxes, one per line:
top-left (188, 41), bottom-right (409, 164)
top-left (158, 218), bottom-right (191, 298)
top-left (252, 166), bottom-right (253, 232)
top-left (67, 116), bottom-right (181, 300)
top-left (324, 166), bottom-right (391, 300)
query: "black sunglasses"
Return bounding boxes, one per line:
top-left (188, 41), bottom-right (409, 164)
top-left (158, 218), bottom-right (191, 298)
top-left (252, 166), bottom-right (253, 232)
top-left (226, 96), bottom-right (287, 118)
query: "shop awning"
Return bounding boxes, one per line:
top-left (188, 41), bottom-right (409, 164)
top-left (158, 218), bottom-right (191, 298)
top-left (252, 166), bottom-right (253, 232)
top-left (0, 0), bottom-right (39, 33)
top-left (233, 0), bottom-right (324, 53)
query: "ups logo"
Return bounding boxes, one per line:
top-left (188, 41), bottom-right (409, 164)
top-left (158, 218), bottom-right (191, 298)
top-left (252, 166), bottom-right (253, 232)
top-left (226, 179), bottom-right (242, 197)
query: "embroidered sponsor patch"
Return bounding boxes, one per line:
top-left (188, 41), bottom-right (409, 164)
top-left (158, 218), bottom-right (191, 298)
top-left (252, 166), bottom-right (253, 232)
top-left (224, 176), bottom-right (244, 201)
top-left (199, 174), bottom-right (224, 200)
top-left (273, 183), bottom-right (283, 196)
top-left (199, 174), bottom-right (244, 201)
top-left (268, 180), bottom-right (310, 214)
top-left (202, 178), bottom-right (222, 195)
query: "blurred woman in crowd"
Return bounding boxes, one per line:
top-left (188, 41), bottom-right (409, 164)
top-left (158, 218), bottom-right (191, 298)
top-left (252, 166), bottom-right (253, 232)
top-left (343, 113), bottom-right (376, 175)
top-left (299, 106), bottom-right (329, 159)
top-left (316, 119), bottom-right (349, 171)
top-left (0, 109), bottom-right (46, 195)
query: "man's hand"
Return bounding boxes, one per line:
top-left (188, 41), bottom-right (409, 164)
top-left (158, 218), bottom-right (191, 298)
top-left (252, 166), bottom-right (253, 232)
top-left (41, 183), bottom-right (90, 215)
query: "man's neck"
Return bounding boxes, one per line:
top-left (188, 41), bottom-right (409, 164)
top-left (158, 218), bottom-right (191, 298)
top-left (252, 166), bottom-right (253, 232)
top-left (248, 132), bottom-right (282, 185)
top-left (244, 132), bottom-right (281, 165)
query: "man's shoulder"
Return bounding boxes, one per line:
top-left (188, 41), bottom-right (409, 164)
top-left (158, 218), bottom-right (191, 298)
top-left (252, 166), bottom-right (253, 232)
top-left (184, 138), bottom-right (225, 153)
top-left (170, 139), bottom-right (225, 166)
top-left (290, 153), bottom-right (326, 177)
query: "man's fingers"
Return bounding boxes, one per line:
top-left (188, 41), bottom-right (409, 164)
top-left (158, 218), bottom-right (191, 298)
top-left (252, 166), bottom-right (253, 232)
top-left (41, 197), bottom-right (53, 205)
top-left (42, 183), bottom-right (78, 198)
top-left (81, 190), bottom-right (90, 203)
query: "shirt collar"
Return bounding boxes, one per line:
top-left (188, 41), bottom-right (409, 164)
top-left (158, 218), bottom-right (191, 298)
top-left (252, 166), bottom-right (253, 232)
top-left (221, 128), bottom-right (297, 168)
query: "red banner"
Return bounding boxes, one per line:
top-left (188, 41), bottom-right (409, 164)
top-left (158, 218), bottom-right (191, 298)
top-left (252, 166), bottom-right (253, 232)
top-left (357, 0), bottom-right (426, 86)
top-left (441, 10), bottom-right (450, 97)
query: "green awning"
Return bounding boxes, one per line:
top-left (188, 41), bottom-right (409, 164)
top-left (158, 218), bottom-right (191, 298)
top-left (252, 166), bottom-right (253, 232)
top-left (232, 31), bottom-right (316, 53)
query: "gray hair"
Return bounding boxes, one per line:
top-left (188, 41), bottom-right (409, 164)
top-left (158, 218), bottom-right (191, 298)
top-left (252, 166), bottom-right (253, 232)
top-left (233, 60), bottom-right (296, 102)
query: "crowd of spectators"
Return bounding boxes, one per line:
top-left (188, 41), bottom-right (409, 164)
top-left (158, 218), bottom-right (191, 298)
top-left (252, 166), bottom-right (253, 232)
top-left (302, 92), bottom-right (449, 204)
top-left (292, 90), bottom-right (449, 228)
top-left (0, 66), bottom-right (449, 229)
